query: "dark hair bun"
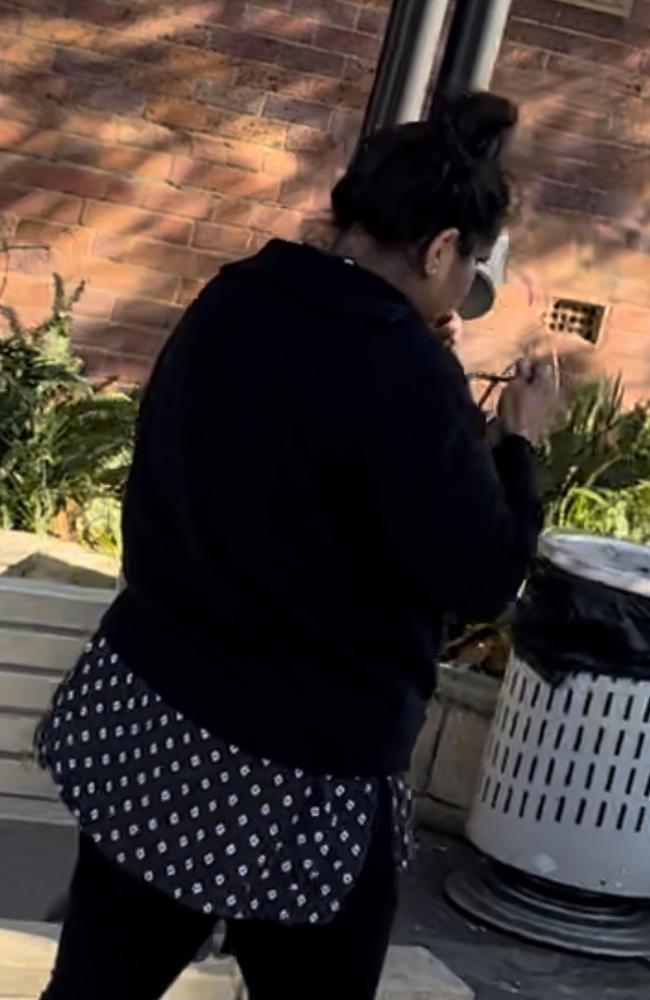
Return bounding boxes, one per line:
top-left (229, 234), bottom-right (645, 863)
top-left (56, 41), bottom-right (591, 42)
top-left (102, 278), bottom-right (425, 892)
top-left (435, 91), bottom-right (517, 165)
top-left (331, 90), bottom-right (518, 255)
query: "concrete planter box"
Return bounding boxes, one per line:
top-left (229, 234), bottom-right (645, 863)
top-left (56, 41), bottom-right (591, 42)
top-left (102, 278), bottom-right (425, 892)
top-left (409, 664), bottom-right (500, 835)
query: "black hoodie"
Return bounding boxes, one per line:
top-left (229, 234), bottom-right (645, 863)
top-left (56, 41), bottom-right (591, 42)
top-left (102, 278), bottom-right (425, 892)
top-left (103, 240), bottom-right (540, 776)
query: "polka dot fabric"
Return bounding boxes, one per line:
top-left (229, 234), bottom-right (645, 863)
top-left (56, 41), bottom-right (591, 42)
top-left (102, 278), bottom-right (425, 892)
top-left (37, 636), bottom-right (411, 926)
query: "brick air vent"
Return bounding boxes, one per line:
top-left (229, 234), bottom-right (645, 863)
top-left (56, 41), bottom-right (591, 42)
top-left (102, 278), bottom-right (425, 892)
top-left (545, 299), bottom-right (606, 344)
top-left (557, 0), bottom-right (633, 15)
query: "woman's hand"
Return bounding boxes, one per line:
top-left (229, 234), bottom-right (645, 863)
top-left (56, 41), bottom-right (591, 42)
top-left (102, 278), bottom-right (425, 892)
top-left (498, 359), bottom-right (561, 447)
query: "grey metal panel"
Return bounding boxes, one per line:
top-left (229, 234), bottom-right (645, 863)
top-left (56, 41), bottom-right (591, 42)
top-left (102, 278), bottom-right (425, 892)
top-left (0, 793), bottom-right (71, 825)
top-left (0, 628), bottom-right (86, 673)
top-left (0, 714), bottom-right (41, 757)
top-left (0, 759), bottom-right (58, 800)
top-left (0, 579), bottom-right (112, 804)
top-left (0, 671), bottom-right (61, 714)
top-left (0, 578), bottom-right (111, 634)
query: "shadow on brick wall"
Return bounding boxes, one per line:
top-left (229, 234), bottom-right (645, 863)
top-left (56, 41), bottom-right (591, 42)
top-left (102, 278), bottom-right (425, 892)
top-left (0, 0), bottom-right (374, 383)
top-left (0, 0), bottom-right (649, 394)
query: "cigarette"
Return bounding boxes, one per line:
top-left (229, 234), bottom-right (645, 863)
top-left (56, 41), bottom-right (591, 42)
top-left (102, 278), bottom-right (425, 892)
top-left (468, 372), bottom-right (514, 385)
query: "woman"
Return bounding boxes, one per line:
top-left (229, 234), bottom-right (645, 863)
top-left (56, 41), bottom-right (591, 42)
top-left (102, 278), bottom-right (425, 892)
top-left (37, 92), bottom-right (557, 1000)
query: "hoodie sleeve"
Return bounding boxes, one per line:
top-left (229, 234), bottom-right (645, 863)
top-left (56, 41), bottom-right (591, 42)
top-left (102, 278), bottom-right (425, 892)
top-left (359, 331), bottom-right (541, 622)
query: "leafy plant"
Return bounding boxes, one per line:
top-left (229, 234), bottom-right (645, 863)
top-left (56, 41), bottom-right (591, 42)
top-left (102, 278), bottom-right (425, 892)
top-left (445, 377), bottom-right (650, 674)
top-left (0, 274), bottom-right (137, 554)
top-left (539, 377), bottom-right (650, 542)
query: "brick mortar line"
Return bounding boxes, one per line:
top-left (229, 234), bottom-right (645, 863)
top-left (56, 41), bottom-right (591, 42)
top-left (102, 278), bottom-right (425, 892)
top-left (509, 15), bottom-right (646, 58)
top-left (1, 63), bottom-right (346, 144)
top-left (0, 150), bottom-right (292, 201)
top-left (529, 122), bottom-right (650, 157)
top-left (529, 201), bottom-right (628, 225)
top-left (530, 162), bottom-right (632, 194)
top-left (2, 40), bottom-right (364, 101)
top-left (496, 54), bottom-right (645, 87)
top-left (2, 28), bottom-right (373, 134)
top-left (8, 4), bottom-right (379, 72)
top-left (0, 147), bottom-right (210, 216)
top-left (531, 169), bottom-right (617, 195)
top-left (18, 216), bottom-right (203, 251)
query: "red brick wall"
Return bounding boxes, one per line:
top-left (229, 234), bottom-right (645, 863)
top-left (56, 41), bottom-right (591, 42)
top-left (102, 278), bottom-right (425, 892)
top-left (0, 0), bottom-right (384, 381)
top-left (462, 0), bottom-right (650, 402)
top-left (1, 0), bottom-right (649, 398)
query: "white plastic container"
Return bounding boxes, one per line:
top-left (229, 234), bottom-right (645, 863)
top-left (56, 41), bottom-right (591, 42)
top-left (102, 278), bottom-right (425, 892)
top-left (467, 534), bottom-right (650, 898)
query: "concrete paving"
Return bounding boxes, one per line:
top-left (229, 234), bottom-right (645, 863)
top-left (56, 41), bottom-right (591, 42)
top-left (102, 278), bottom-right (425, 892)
top-left (0, 813), bottom-right (473, 999)
top-left (0, 923), bottom-right (471, 1000)
top-left (394, 832), bottom-right (650, 1000)
top-left (0, 921), bottom-right (244, 1000)
top-left (380, 947), bottom-right (473, 999)
top-left (1, 810), bottom-right (648, 999)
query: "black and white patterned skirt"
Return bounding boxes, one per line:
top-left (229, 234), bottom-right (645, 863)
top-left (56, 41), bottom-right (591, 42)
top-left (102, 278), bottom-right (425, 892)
top-left (36, 636), bottom-right (411, 927)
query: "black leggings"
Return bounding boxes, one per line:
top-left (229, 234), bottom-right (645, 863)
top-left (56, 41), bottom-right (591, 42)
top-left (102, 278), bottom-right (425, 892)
top-left (41, 802), bottom-right (398, 1000)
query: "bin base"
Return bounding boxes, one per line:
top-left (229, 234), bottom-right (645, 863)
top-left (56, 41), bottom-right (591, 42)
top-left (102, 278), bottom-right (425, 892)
top-left (445, 859), bottom-right (650, 958)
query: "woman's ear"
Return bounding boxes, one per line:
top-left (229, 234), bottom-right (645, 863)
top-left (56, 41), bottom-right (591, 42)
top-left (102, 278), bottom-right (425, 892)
top-left (423, 228), bottom-right (460, 277)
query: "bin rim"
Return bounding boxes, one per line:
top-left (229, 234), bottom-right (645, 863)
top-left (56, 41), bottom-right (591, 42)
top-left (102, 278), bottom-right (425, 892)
top-left (539, 532), bottom-right (650, 600)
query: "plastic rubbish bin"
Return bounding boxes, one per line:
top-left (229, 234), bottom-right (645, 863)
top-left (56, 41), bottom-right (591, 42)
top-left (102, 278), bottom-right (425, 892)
top-left (447, 534), bottom-right (650, 956)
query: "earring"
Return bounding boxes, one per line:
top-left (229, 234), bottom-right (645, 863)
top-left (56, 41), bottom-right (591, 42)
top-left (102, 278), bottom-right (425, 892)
top-left (426, 265), bottom-right (438, 278)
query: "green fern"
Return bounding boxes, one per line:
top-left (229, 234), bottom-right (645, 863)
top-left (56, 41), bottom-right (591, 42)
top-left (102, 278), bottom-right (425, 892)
top-left (0, 275), bottom-right (137, 552)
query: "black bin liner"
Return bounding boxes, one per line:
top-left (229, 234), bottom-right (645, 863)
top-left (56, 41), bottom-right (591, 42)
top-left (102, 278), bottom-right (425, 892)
top-left (512, 557), bottom-right (650, 686)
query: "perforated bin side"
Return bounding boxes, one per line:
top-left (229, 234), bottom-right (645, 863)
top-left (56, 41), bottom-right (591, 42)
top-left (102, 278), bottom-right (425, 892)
top-left (467, 656), bottom-right (650, 897)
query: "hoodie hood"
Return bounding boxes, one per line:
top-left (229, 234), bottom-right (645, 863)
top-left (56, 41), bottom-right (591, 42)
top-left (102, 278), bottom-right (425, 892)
top-left (223, 239), bottom-right (415, 326)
